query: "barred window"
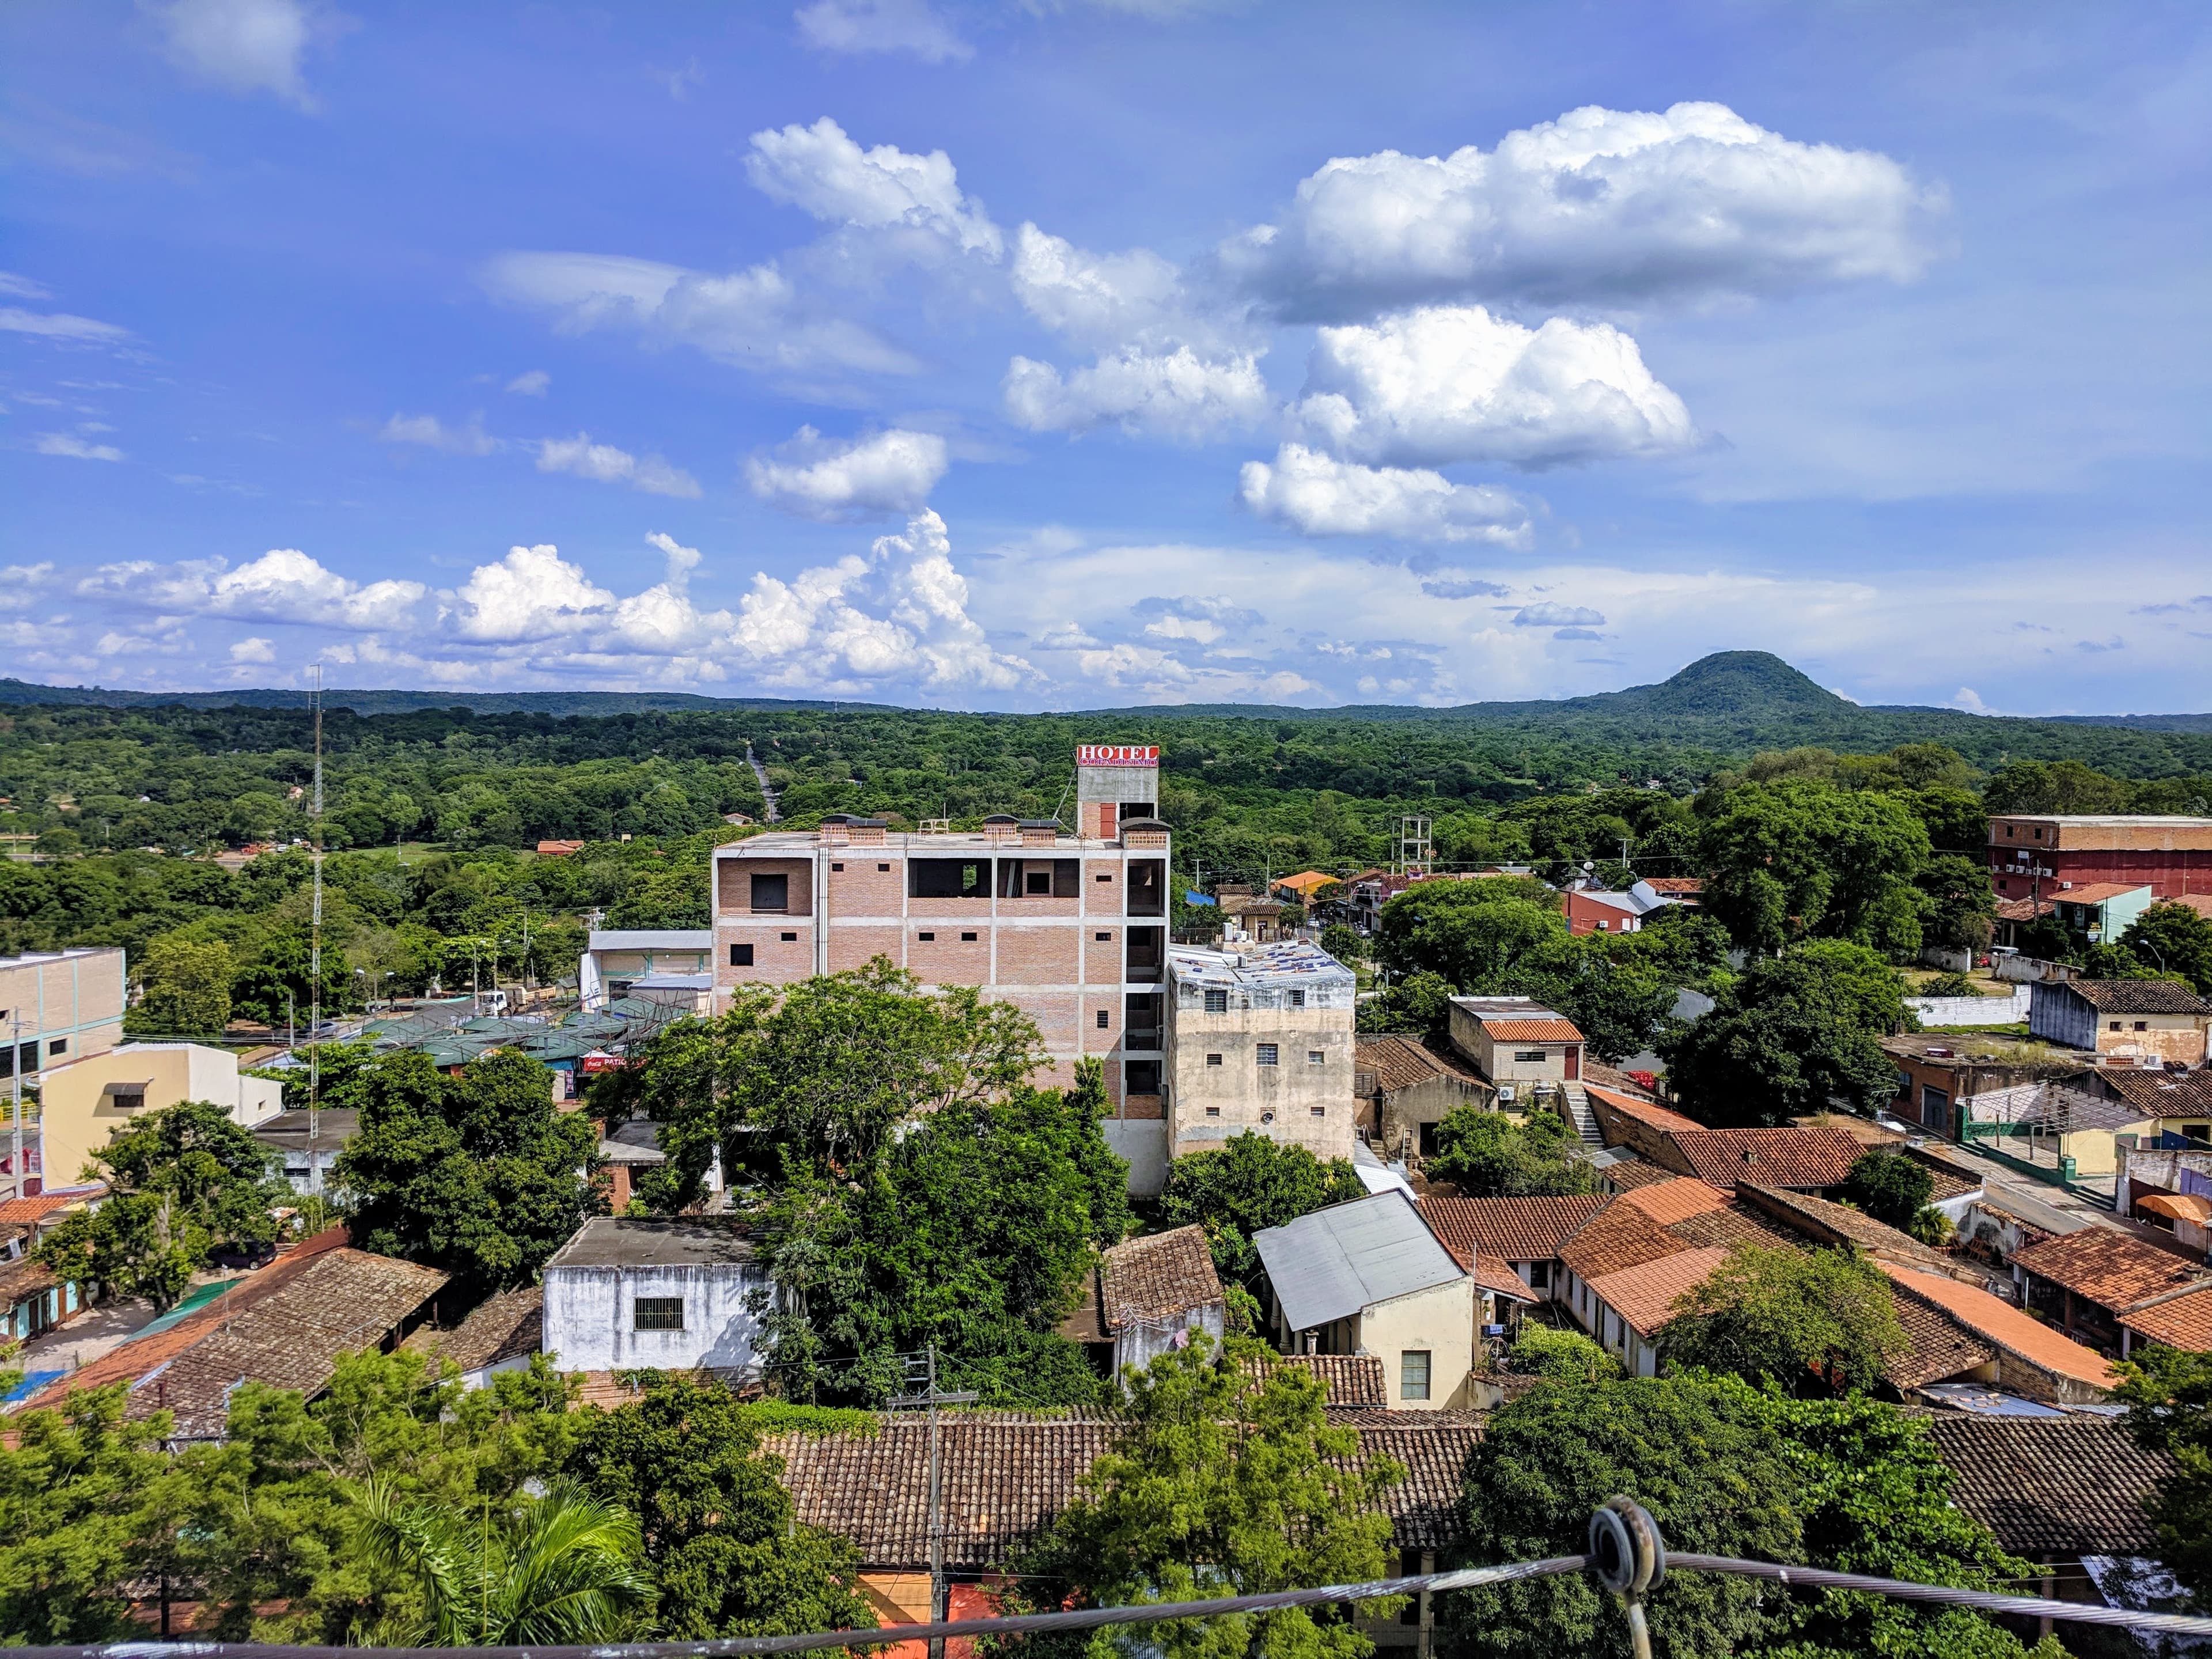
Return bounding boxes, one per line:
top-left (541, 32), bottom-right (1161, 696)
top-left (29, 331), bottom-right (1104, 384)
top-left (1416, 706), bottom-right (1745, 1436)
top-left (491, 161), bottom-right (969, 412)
top-left (1256, 1044), bottom-right (1279, 1066)
top-left (1204, 989), bottom-right (1228, 1014)
top-left (634, 1297), bottom-right (685, 1332)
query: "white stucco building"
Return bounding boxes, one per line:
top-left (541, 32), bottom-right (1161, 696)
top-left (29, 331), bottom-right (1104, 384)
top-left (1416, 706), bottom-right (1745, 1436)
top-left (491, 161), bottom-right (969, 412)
top-left (1162, 941), bottom-right (1357, 1164)
top-left (540, 1217), bottom-right (775, 1376)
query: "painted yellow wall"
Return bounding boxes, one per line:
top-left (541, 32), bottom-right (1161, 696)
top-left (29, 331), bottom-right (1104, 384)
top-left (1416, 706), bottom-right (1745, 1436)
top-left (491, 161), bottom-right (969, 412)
top-left (1355, 1276), bottom-right (1476, 1410)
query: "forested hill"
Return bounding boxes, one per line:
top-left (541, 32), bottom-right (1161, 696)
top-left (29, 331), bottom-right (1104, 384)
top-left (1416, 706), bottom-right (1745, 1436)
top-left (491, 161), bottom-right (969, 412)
top-left (6, 652), bottom-right (2208, 768)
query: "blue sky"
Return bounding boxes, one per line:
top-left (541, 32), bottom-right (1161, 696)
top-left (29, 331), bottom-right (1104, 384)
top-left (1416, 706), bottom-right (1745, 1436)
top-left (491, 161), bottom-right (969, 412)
top-left (3, 0), bottom-right (2209, 715)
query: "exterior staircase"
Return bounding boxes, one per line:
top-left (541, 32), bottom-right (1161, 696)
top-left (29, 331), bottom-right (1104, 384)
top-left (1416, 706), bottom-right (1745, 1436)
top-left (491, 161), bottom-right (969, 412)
top-left (1559, 1082), bottom-right (1603, 1146)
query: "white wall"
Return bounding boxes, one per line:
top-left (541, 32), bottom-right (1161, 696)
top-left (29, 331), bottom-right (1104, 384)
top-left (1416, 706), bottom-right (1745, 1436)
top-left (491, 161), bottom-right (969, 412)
top-left (1104, 1119), bottom-right (1168, 1196)
top-left (541, 1262), bottom-right (775, 1373)
top-left (1905, 988), bottom-right (2032, 1027)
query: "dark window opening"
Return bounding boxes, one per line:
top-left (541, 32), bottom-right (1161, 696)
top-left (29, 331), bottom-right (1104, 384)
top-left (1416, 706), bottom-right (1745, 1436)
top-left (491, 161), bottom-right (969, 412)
top-left (1287, 988), bottom-right (1305, 1009)
top-left (751, 872), bottom-right (789, 912)
top-left (634, 1297), bottom-right (685, 1332)
top-left (1125, 992), bottom-right (1162, 1049)
top-left (1257, 1043), bottom-right (1279, 1066)
top-left (1126, 1059), bottom-right (1162, 1094)
top-left (960, 931), bottom-right (978, 941)
top-left (1418, 1121), bottom-right (1439, 1157)
top-left (919, 931), bottom-right (936, 942)
top-left (781, 931), bottom-right (797, 942)
top-left (1127, 859), bottom-right (1166, 917)
top-left (730, 944), bottom-right (753, 967)
top-left (1095, 931), bottom-right (1111, 942)
top-left (1204, 988), bottom-right (1229, 1013)
top-left (1097, 1010), bottom-right (1111, 1029)
top-left (1126, 925), bottom-right (1164, 983)
top-left (48, 1039), bottom-right (65, 1057)
top-left (1118, 801), bottom-right (1158, 822)
top-left (911, 858), bottom-right (988, 899)
top-left (1206, 1053), bottom-right (1223, 1067)
top-left (878, 862), bottom-right (891, 872)
top-left (1027, 869), bottom-right (1052, 895)
top-left (1095, 872), bottom-right (1112, 882)
top-left (999, 858), bottom-right (1080, 898)
top-left (831, 862), bottom-right (844, 872)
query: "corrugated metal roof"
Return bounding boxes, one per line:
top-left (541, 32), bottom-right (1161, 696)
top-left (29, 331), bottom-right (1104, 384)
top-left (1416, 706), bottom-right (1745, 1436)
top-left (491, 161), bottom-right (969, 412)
top-left (1253, 1190), bottom-right (1466, 1331)
top-left (588, 930), bottom-right (713, 950)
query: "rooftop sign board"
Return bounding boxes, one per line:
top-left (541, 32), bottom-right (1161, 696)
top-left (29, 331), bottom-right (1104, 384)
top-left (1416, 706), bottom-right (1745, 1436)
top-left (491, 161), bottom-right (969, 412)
top-left (1077, 744), bottom-right (1159, 767)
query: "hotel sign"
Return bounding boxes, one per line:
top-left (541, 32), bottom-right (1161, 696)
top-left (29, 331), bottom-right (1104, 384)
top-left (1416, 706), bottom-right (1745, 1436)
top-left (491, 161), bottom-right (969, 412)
top-left (1077, 744), bottom-right (1159, 766)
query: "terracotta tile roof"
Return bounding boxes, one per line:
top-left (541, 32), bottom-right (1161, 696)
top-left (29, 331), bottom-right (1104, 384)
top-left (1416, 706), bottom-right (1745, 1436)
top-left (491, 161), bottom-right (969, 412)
top-left (125, 1249), bottom-right (448, 1438)
top-left (1278, 1353), bottom-right (1387, 1408)
top-left (1419, 1195), bottom-right (1605, 1265)
top-left (1733, 1183), bottom-right (1955, 1271)
top-left (1355, 1035), bottom-right (1483, 1094)
top-left (1923, 1416), bottom-right (2172, 1555)
top-left (2163, 893), bottom-right (2212, 920)
top-left (1586, 1247), bottom-right (1731, 1337)
top-left (1584, 1085), bottom-right (1702, 1133)
top-left (764, 1412), bottom-right (1486, 1567)
top-left (1583, 1063), bottom-right (1659, 1101)
top-left (2062, 979), bottom-right (2212, 1016)
top-left (1101, 1227), bottom-right (1224, 1327)
top-left (1617, 1177), bottom-right (1729, 1227)
top-left (0, 1255), bottom-right (58, 1303)
top-left (1558, 1200), bottom-right (1692, 1282)
top-left (1478, 1017), bottom-right (1585, 1043)
top-left (1995, 895), bottom-right (2056, 923)
top-left (1275, 871), bottom-right (1338, 897)
top-left (0, 1184), bottom-right (106, 1226)
top-left (2009, 1228), bottom-right (2210, 1313)
top-left (1602, 1159), bottom-right (1683, 1192)
top-left (2100, 1065), bottom-right (2212, 1118)
top-left (401, 1284), bottom-right (542, 1373)
top-left (1664, 1127), bottom-right (1863, 1192)
top-left (1878, 1264), bottom-right (2120, 1392)
top-left (2120, 1284), bottom-right (2212, 1350)
top-left (1886, 1296), bottom-right (1998, 1389)
top-left (1662, 1202), bottom-right (1797, 1253)
top-left (1641, 878), bottom-right (1704, 895)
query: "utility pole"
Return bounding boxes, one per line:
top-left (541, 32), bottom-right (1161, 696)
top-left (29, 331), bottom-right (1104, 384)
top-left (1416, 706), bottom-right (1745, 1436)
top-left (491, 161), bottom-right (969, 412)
top-left (8, 1009), bottom-right (21, 1204)
top-left (309, 664), bottom-right (324, 1147)
top-left (892, 1343), bottom-right (977, 1659)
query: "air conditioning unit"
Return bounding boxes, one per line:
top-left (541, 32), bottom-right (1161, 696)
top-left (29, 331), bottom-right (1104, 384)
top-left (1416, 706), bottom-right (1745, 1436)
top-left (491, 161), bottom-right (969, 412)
top-left (1497, 1085), bottom-right (1516, 1106)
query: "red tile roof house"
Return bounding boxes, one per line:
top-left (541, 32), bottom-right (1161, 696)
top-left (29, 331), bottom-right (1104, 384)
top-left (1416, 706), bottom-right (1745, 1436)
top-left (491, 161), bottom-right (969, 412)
top-left (2007, 1226), bottom-right (2212, 1360)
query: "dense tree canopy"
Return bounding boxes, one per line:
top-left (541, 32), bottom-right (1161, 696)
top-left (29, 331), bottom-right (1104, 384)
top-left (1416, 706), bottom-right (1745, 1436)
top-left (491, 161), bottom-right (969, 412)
top-left (1425, 1104), bottom-right (1595, 1198)
top-left (2117, 1343), bottom-right (2212, 1604)
top-left (1453, 1373), bottom-right (2055, 1659)
top-left (1657, 1244), bottom-right (1906, 1392)
top-left (1658, 943), bottom-right (1910, 1126)
top-left (1156, 1132), bottom-right (1365, 1294)
top-left (333, 1048), bottom-right (599, 1292)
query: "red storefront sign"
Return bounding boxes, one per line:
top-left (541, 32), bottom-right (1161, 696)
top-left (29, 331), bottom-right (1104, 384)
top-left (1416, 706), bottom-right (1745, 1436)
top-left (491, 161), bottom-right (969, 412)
top-left (579, 1050), bottom-right (623, 1075)
top-left (1077, 744), bottom-right (1159, 766)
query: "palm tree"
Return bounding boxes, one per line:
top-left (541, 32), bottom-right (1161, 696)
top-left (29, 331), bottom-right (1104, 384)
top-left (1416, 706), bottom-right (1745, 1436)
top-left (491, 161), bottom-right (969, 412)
top-left (351, 1478), bottom-right (654, 1644)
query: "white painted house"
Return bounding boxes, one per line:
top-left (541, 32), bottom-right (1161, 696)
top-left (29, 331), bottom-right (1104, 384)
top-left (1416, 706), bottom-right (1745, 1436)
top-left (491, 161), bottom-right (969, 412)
top-left (540, 1217), bottom-right (775, 1376)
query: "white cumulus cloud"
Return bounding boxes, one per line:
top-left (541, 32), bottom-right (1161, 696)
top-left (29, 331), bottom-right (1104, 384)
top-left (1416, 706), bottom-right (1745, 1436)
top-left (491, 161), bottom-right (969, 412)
top-left (745, 426), bottom-right (949, 521)
top-left (1224, 100), bottom-right (1945, 317)
top-left (1291, 305), bottom-right (1694, 469)
top-left (794, 0), bottom-right (971, 63)
top-left (77, 548), bottom-right (425, 630)
top-left (505, 369), bottom-right (550, 396)
top-left (448, 544), bottom-right (620, 643)
top-left (1238, 444), bottom-right (1532, 545)
top-left (35, 433), bottom-right (125, 461)
top-left (730, 511), bottom-right (1031, 693)
top-left (151, 0), bottom-right (326, 111)
top-left (379, 412), bottom-right (497, 455)
top-left (483, 251), bottom-right (920, 380)
top-left (229, 636), bottom-right (277, 664)
top-left (745, 116), bottom-right (1001, 257)
top-left (1006, 347), bottom-right (1268, 441)
top-left (536, 433), bottom-right (701, 498)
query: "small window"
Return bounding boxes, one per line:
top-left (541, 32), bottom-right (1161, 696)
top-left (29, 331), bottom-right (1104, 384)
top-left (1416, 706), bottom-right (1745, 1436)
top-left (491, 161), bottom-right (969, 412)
top-left (2033, 827), bottom-right (2044, 839)
top-left (730, 943), bottom-right (753, 967)
top-left (781, 931), bottom-right (797, 942)
top-left (831, 862), bottom-right (845, 872)
top-left (1206, 1052), bottom-right (1223, 1066)
top-left (1515, 1050), bottom-right (1548, 1063)
top-left (1287, 988), bottom-right (1305, 1009)
top-left (2110, 1021), bottom-right (2122, 1032)
top-left (1307, 1050), bottom-right (1325, 1065)
top-left (113, 1089), bottom-right (146, 1113)
top-left (1529, 1260), bottom-right (1551, 1291)
top-left (1400, 1350), bottom-right (1431, 1400)
top-left (1256, 1043), bottom-right (1278, 1066)
top-left (1097, 1010), bottom-right (1111, 1029)
top-left (1309, 1105), bottom-right (1325, 1117)
top-left (49, 1039), bottom-right (66, 1057)
top-left (634, 1297), bottom-right (685, 1331)
top-left (751, 872), bottom-right (789, 912)
top-left (2134, 1021), bottom-right (2149, 1031)
top-left (1095, 931), bottom-right (1111, 942)
top-left (1596, 919), bottom-right (1609, 931)
top-left (1204, 989), bottom-right (1228, 1014)
top-left (285, 1165), bottom-right (309, 1181)
top-left (1206, 1106), bottom-right (1222, 1117)
top-left (919, 931), bottom-right (936, 942)
top-left (1096, 872), bottom-right (1112, 882)
top-left (878, 862), bottom-right (891, 872)
top-left (961, 931), bottom-right (978, 942)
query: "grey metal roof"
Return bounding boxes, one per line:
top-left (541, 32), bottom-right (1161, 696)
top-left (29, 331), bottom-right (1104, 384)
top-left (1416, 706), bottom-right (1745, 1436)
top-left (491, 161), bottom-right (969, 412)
top-left (545, 1217), bottom-right (755, 1270)
top-left (588, 930), bottom-right (713, 952)
top-left (1166, 940), bottom-right (1355, 988)
top-left (1253, 1190), bottom-right (1467, 1332)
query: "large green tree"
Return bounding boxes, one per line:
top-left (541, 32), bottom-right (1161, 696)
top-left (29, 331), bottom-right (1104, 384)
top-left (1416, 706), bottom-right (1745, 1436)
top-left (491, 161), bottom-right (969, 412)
top-left (1012, 1336), bottom-right (1406, 1659)
top-left (125, 934), bottom-right (234, 1037)
top-left (1696, 779), bottom-right (1931, 957)
top-left (1452, 1373), bottom-right (2052, 1659)
top-left (567, 1375), bottom-right (874, 1639)
top-left (1157, 1131), bottom-right (1365, 1293)
top-left (2116, 1343), bottom-right (2212, 1604)
top-left (1839, 1148), bottom-right (1936, 1233)
top-left (1657, 1244), bottom-right (1906, 1392)
top-left (1425, 1104), bottom-right (1594, 1198)
top-left (333, 1048), bottom-right (599, 1291)
top-left (36, 1100), bottom-right (291, 1310)
top-left (2118, 901), bottom-right (2212, 995)
top-left (1657, 942), bottom-right (1908, 1126)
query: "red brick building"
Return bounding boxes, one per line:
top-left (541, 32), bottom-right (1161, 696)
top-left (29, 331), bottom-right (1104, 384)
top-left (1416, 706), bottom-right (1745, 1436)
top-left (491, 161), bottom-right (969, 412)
top-left (1988, 815), bottom-right (2212, 904)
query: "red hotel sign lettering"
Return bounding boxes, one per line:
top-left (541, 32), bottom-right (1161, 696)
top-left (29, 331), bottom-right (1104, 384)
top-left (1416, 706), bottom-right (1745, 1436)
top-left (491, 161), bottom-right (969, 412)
top-left (1077, 744), bottom-right (1160, 766)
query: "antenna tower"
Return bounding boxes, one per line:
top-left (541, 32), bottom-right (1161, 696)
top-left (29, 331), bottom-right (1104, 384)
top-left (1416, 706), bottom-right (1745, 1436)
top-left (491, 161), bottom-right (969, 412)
top-left (1395, 815), bottom-right (1432, 878)
top-left (309, 664), bottom-right (324, 1145)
